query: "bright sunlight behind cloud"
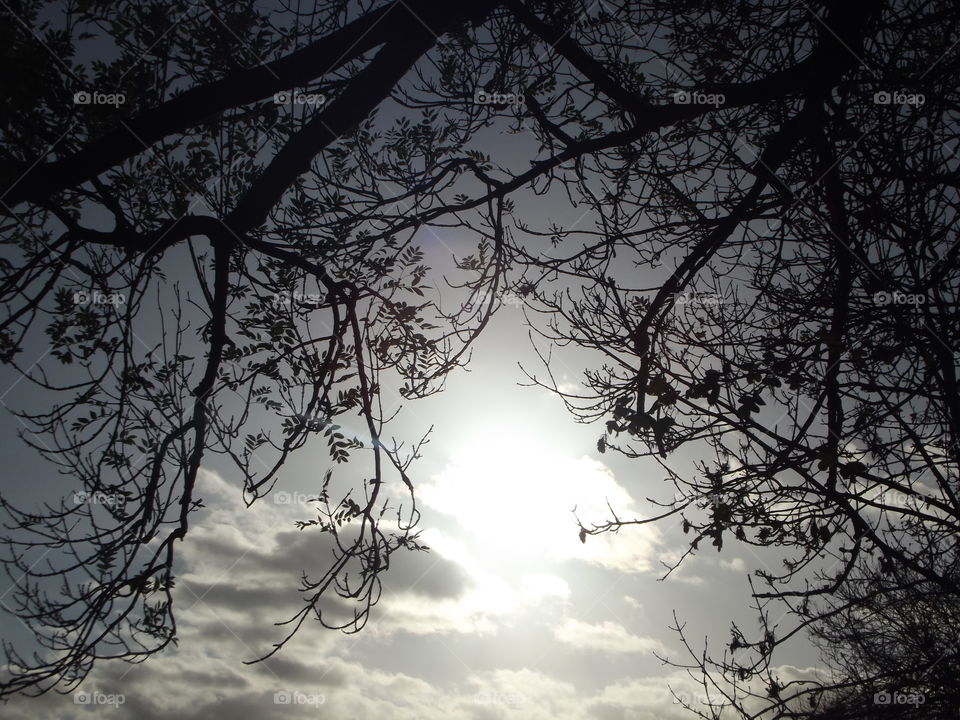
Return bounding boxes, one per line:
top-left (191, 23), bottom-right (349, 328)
top-left (418, 421), bottom-right (662, 576)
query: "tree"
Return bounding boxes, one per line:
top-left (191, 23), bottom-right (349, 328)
top-left (805, 559), bottom-right (960, 719)
top-left (1, 0), bottom-right (957, 716)
top-left (0, 0), bottom-right (505, 695)
top-left (516, 0), bottom-right (960, 716)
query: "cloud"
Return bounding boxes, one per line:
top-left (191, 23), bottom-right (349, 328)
top-left (555, 380), bottom-right (581, 395)
top-left (383, 540), bottom-right (472, 600)
top-left (720, 557), bottom-right (746, 572)
top-left (553, 619), bottom-right (668, 655)
top-left (0, 623), bottom-right (818, 720)
top-left (463, 668), bottom-right (580, 719)
top-left (174, 468), bottom-right (477, 635)
top-left (655, 548), bottom-right (706, 585)
top-left (0, 465), bottom-right (790, 720)
top-left (588, 671), bottom-right (725, 720)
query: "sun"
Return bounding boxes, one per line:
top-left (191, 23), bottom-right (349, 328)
top-left (418, 420), bottom-right (638, 568)
top-left (408, 416), bottom-right (662, 618)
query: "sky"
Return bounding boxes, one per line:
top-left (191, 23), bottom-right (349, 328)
top-left (0, 271), bottom-right (828, 719)
top-left (0, 2), bottom-right (846, 718)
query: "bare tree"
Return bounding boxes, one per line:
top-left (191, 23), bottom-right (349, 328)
top-left (0, 0), bottom-right (506, 696)
top-left (804, 558), bottom-right (960, 719)
top-left (507, 0), bottom-right (960, 716)
top-left (2, 1), bottom-right (957, 715)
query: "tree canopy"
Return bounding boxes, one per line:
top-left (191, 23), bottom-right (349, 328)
top-left (1, 0), bottom-right (958, 716)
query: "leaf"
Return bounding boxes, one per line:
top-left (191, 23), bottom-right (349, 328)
top-left (579, 528), bottom-right (587, 544)
top-left (737, 394), bottom-right (763, 418)
top-left (839, 461), bottom-right (867, 479)
top-left (647, 375), bottom-right (673, 395)
top-left (815, 445), bottom-right (836, 471)
top-left (713, 532), bottom-right (723, 551)
top-left (653, 417), bottom-right (675, 435)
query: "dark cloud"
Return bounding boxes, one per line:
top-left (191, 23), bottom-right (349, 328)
top-left (186, 526), bottom-right (470, 603)
top-left (253, 656), bottom-right (348, 687)
top-left (382, 543), bottom-right (470, 600)
top-left (173, 667), bottom-right (250, 690)
top-left (114, 690), bottom-right (321, 720)
top-left (179, 617), bottom-right (288, 648)
top-left (179, 580), bottom-right (303, 614)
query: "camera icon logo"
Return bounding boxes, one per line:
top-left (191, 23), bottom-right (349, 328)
top-left (73, 91), bottom-right (91, 105)
top-left (273, 92), bottom-right (290, 104)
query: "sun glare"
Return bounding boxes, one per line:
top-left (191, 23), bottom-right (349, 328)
top-left (419, 421), bottom-right (637, 568)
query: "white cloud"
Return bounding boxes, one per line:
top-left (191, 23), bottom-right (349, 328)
top-left (590, 671), bottom-right (727, 720)
top-left (0, 463), bottom-right (809, 720)
top-left (720, 557), bottom-right (746, 572)
top-left (657, 549), bottom-right (706, 585)
top-left (0, 658), bottom-right (828, 720)
top-left (553, 618), bottom-right (668, 655)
